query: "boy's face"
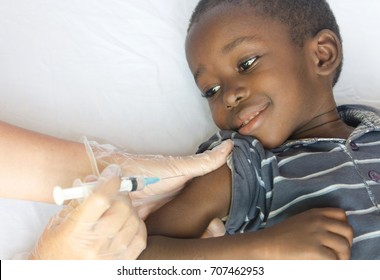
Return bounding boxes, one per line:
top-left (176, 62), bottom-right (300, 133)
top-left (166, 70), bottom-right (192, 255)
top-left (186, 5), bottom-right (332, 148)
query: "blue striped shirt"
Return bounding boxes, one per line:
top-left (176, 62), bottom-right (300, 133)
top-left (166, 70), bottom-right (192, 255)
top-left (198, 105), bottom-right (380, 259)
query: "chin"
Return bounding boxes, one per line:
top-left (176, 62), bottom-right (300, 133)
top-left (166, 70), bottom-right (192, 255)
top-left (261, 142), bottom-right (279, 150)
top-left (257, 135), bottom-right (285, 149)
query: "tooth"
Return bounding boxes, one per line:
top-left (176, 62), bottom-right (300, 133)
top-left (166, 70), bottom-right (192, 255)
top-left (241, 112), bottom-right (260, 128)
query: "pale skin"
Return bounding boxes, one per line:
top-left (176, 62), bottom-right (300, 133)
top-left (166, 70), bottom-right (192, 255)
top-left (0, 120), bottom-right (92, 203)
top-left (139, 5), bottom-right (354, 260)
top-left (0, 120), bottom-right (233, 205)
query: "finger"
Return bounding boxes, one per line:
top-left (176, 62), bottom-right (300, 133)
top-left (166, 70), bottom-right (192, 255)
top-left (101, 204), bottom-right (144, 259)
top-left (308, 245), bottom-right (339, 260)
top-left (92, 164), bottom-right (123, 198)
top-left (92, 196), bottom-right (138, 256)
top-left (309, 210), bottom-right (354, 259)
top-left (176, 140), bottom-right (233, 177)
top-left (83, 174), bottom-right (98, 183)
top-left (56, 200), bottom-right (80, 220)
top-left (319, 208), bottom-right (354, 247)
top-left (130, 140), bottom-right (233, 194)
top-left (93, 196), bottom-right (134, 238)
top-left (69, 165), bottom-right (122, 223)
top-left (325, 219), bottom-right (354, 248)
top-left (320, 231), bottom-right (352, 260)
top-left (118, 222), bottom-right (147, 260)
top-left (108, 212), bottom-right (141, 254)
top-left (320, 207), bottom-right (349, 221)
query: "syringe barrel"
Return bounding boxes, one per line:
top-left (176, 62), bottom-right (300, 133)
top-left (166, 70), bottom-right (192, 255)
top-left (120, 177), bottom-right (137, 192)
top-left (53, 176), bottom-right (159, 205)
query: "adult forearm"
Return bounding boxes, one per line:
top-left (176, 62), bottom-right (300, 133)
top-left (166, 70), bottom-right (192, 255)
top-left (0, 121), bottom-right (93, 203)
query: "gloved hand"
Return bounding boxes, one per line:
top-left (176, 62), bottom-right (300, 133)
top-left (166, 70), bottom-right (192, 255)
top-left (29, 164), bottom-right (146, 260)
top-left (84, 139), bottom-right (233, 220)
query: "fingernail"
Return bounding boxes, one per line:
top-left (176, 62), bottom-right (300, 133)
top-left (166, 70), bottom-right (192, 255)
top-left (83, 174), bottom-right (98, 183)
top-left (101, 164), bottom-right (122, 178)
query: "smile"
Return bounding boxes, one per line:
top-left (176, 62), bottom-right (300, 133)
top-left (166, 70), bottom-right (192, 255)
top-left (239, 111), bottom-right (261, 129)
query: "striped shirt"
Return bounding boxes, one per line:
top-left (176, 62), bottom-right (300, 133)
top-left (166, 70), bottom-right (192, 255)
top-left (198, 105), bottom-right (380, 259)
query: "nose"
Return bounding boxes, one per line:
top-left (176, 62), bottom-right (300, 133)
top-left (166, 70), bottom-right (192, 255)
top-left (223, 85), bottom-right (250, 109)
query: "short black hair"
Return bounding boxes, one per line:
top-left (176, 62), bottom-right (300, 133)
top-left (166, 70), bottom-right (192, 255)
top-left (188, 0), bottom-right (343, 86)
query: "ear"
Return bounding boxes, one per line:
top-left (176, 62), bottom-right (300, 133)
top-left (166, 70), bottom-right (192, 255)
top-left (311, 29), bottom-right (342, 77)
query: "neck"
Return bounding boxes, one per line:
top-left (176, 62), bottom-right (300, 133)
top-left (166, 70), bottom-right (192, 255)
top-left (291, 108), bottom-right (354, 139)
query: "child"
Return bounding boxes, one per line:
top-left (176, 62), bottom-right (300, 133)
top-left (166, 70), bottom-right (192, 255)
top-left (139, 0), bottom-right (380, 259)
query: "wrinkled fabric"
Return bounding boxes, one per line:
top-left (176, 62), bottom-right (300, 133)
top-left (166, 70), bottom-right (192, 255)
top-left (198, 105), bottom-right (380, 259)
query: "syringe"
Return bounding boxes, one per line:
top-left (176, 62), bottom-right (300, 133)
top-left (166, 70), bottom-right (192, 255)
top-left (53, 176), bottom-right (160, 205)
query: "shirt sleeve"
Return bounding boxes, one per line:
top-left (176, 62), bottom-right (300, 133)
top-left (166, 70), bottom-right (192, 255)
top-left (197, 130), bottom-right (270, 234)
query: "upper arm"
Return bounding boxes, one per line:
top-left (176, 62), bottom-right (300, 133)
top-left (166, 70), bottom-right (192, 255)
top-left (146, 163), bottom-right (232, 238)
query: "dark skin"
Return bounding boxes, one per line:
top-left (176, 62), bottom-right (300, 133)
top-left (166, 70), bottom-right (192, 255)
top-left (138, 5), bottom-right (354, 260)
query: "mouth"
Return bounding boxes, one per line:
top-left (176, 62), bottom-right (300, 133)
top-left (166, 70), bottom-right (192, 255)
top-left (237, 103), bottom-right (269, 133)
top-left (239, 111), bottom-right (261, 129)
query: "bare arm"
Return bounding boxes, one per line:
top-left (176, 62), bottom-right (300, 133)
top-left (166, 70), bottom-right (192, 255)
top-left (146, 163), bottom-right (232, 238)
top-left (141, 163), bottom-right (354, 259)
top-left (141, 208), bottom-right (353, 260)
top-left (0, 121), bottom-right (92, 203)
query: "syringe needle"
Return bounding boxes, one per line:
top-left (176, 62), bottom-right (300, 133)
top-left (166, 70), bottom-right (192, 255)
top-left (159, 175), bottom-right (186, 180)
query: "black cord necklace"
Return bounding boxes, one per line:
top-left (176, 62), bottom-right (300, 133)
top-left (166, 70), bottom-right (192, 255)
top-left (293, 108), bottom-right (340, 137)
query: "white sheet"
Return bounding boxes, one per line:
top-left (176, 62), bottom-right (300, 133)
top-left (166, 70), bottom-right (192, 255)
top-left (0, 0), bottom-right (379, 259)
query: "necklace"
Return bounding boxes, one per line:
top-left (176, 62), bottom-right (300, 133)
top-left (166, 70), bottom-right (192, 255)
top-left (292, 108), bottom-right (340, 137)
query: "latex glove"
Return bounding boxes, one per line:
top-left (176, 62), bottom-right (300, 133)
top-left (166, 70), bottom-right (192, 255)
top-left (29, 164), bottom-right (146, 260)
top-left (84, 138), bottom-right (233, 219)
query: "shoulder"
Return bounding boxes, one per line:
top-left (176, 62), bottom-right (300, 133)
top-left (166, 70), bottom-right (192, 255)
top-left (197, 130), bottom-right (270, 184)
top-left (199, 131), bottom-right (273, 234)
top-left (198, 130), bottom-right (266, 156)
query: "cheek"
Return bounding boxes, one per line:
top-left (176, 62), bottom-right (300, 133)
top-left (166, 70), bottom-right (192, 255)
top-left (209, 102), bottom-right (228, 129)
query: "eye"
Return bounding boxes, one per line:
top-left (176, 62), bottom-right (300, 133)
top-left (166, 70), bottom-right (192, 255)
top-left (202, 85), bottom-right (221, 98)
top-left (238, 56), bottom-right (258, 72)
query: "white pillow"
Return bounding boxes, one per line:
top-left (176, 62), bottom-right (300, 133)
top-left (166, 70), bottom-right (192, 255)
top-left (0, 0), bottom-right (379, 156)
top-left (330, 0), bottom-right (380, 108)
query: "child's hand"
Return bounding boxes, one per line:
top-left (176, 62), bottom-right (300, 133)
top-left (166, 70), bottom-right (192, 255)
top-left (201, 218), bottom-right (226, 238)
top-left (256, 208), bottom-right (353, 259)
